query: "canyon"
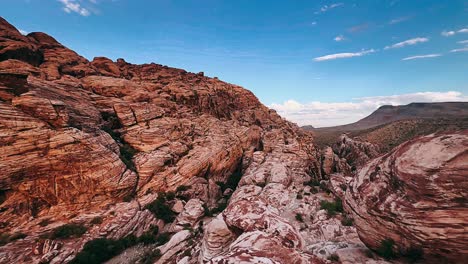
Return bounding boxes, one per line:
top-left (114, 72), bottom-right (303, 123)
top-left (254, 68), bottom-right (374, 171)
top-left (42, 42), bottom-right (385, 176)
top-left (0, 17), bottom-right (467, 264)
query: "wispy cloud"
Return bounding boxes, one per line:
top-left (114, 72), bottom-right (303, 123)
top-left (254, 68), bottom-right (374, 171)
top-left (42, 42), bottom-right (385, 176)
top-left (315, 3), bottom-right (344, 14)
top-left (457, 40), bottom-right (468, 44)
top-left (18, 29), bottom-right (28, 35)
top-left (389, 16), bottom-right (411, 25)
top-left (402, 54), bottom-right (442, 60)
top-left (334, 35), bottom-right (345, 42)
top-left (270, 91), bottom-right (468, 127)
top-left (441, 28), bottom-right (468, 37)
top-left (348, 23), bottom-right (369, 33)
top-left (313, 49), bottom-right (375, 62)
top-left (384, 37), bottom-right (429, 49)
top-left (58, 0), bottom-right (91, 16)
top-left (450, 47), bottom-right (468, 53)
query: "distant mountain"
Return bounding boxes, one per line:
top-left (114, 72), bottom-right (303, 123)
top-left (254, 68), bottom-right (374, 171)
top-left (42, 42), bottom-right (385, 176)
top-left (304, 102), bottom-right (468, 132)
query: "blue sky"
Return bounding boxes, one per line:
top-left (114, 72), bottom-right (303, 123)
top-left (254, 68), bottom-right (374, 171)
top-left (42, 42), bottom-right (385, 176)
top-left (2, 0), bottom-right (468, 126)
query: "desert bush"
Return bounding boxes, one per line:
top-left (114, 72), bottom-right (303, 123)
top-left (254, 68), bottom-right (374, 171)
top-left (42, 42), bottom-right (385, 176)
top-left (39, 218), bottom-right (51, 227)
top-left (377, 239), bottom-right (396, 260)
top-left (328, 253), bottom-right (340, 262)
top-left (295, 213), bottom-right (304, 222)
top-left (0, 232), bottom-right (27, 246)
top-left (145, 193), bottom-right (176, 223)
top-left (70, 238), bottom-right (127, 264)
top-left (341, 216), bottom-right (354, 226)
top-left (51, 224), bottom-right (87, 239)
top-left (140, 249), bottom-right (161, 264)
top-left (90, 216), bottom-right (103, 225)
top-left (320, 198), bottom-right (343, 217)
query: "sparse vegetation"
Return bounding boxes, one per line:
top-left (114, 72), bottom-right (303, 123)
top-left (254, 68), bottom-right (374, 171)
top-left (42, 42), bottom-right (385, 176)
top-left (176, 185), bottom-right (190, 192)
top-left (320, 198), bottom-right (343, 217)
top-left (0, 232), bottom-right (27, 246)
top-left (295, 213), bottom-right (304, 222)
top-left (51, 223), bottom-right (87, 239)
top-left (328, 253), bottom-right (340, 262)
top-left (405, 247), bottom-right (424, 263)
top-left (71, 227), bottom-right (170, 264)
top-left (341, 216), bottom-right (353, 226)
top-left (303, 179), bottom-right (320, 187)
top-left (140, 249), bottom-right (162, 264)
top-left (70, 237), bottom-right (130, 264)
top-left (39, 218), bottom-right (52, 227)
top-left (377, 238), bottom-right (396, 260)
top-left (145, 192), bottom-right (176, 223)
top-left (90, 216), bottom-right (103, 225)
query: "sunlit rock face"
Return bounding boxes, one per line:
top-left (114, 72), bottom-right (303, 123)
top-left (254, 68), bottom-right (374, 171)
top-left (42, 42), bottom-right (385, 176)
top-left (0, 16), bottom-right (464, 264)
top-left (344, 132), bottom-right (468, 262)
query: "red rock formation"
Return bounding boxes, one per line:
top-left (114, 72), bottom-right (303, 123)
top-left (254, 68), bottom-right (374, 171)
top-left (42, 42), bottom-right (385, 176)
top-left (344, 132), bottom-right (468, 262)
top-left (0, 17), bottom-right (327, 263)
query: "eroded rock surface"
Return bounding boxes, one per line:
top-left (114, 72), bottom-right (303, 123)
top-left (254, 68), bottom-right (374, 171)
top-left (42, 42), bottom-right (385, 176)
top-left (344, 132), bottom-right (468, 263)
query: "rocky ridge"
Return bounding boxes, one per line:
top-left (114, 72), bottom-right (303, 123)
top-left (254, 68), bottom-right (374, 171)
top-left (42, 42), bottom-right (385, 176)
top-left (1, 16), bottom-right (466, 264)
top-left (0, 17), bottom-right (374, 264)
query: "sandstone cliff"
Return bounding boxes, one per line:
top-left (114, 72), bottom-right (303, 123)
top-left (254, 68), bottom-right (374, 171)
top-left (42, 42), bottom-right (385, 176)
top-left (1, 16), bottom-right (466, 264)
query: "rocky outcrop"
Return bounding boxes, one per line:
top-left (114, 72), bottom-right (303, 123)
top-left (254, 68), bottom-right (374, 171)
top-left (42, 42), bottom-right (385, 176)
top-left (333, 134), bottom-right (380, 170)
top-left (344, 132), bottom-right (468, 262)
top-left (0, 17), bottom-right (329, 263)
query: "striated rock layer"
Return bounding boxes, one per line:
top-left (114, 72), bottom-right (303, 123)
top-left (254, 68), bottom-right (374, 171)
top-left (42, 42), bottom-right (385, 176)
top-left (344, 132), bottom-right (468, 263)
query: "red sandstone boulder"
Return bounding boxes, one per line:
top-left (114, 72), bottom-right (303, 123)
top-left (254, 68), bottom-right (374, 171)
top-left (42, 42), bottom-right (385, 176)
top-left (344, 132), bottom-right (468, 262)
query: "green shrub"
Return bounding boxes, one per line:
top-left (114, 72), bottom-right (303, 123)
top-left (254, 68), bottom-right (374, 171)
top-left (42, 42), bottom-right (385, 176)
top-left (140, 249), bottom-right (161, 264)
top-left (304, 179), bottom-right (320, 187)
top-left (138, 226), bottom-right (159, 245)
top-left (328, 253), bottom-right (340, 262)
top-left (119, 144), bottom-right (137, 170)
top-left (341, 216), bottom-right (353, 226)
top-left (51, 224), bottom-right (87, 239)
top-left (405, 247), bottom-right (423, 263)
top-left (155, 232), bottom-right (171, 245)
top-left (0, 232), bottom-right (27, 246)
top-left (320, 198), bottom-right (343, 217)
top-left (210, 201), bottom-right (228, 215)
top-left (377, 239), bottom-right (396, 260)
top-left (176, 185), bottom-right (190, 192)
top-left (39, 219), bottom-right (51, 227)
top-left (70, 238), bottom-right (127, 264)
top-left (295, 213), bottom-right (304, 222)
top-left (9, 233), bottom-right (27, 241)
top-left (145, 194), bottom-right (176, 223)
top-left (0, 233), bottom-right (9, 246)
top-left (90, 217), bottom-right (103, 225)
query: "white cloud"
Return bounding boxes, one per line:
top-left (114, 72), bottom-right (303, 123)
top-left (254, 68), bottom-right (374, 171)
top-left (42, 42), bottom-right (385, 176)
top-left (311, 21), bottom-right (317, 26)
top-left (457, 40), bottom-right (468, 44)
top-left (334, 35), bottom-right (345, 42)
top-left (384, 37), bottom-right (429, 49)
top-left (58, 0), bottom-right (91, 16)
top-left (402, 54), bottom-right (442, 60)
top-left (441, 28), bottom-right (468, 37)
top-left (442, 31), bottom-right (455, 37)
top-left (316, 3), bottom-right (344, 14)
top-left (313, 49), bottom-right (375, 61)
top-left (18, 29), bottom-right (28, 35)
top-left (389, 16), bottom-right (411, 25)
top-left (270, 91), bottom-right (468, 127)
top-left (450, 47), bottom-right (468, 52)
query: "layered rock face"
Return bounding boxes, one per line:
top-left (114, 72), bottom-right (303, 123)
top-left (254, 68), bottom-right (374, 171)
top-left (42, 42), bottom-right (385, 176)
top-left (1, 17), bottom-right (360, 263)
top-left (344, 132), bottom-right (468, 262)
top-left (1, 16), bottom-right (465, 264)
